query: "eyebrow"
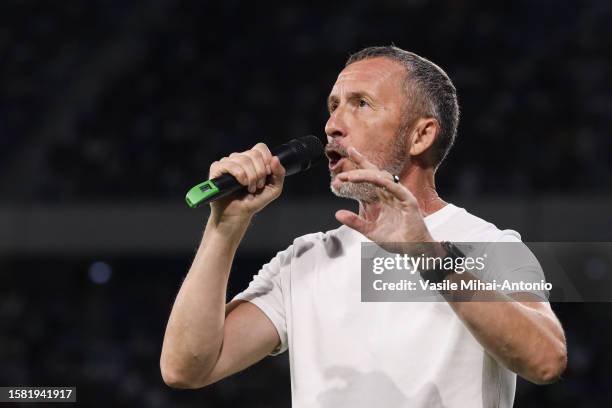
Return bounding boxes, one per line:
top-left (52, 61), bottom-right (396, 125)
top-left (327, 94), bottom-right (339, 111)
top-left (327, 91), bottom-right (374, 111)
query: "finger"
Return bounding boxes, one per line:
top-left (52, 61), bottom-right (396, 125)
top-left (347, 147), bottom-right (378, 170)
top-left (335, 209), bottom-right (368, 234)
top-left (212, 160), bottom-right (249, 188)
top-left (228, 153), bottom-right (258, 193)
top-left (253, 143), bottom-right (273, 175)
top-left (245, 148), bottom-right (268, 189)
top-left (208, 160), bottom-right (223, 179)
top-left (337, 168), bottom-right (393, 185)
top-left (338, 170), bottom-right (412, 202)
top-left (269, 156), bottom-right (286, 186)
top-left (376, 186), bottom-right (395, 204)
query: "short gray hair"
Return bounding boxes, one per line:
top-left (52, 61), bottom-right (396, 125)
top-left (346, 46), bottom-right (459, 168)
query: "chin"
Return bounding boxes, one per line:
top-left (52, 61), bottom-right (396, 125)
top-left (330, 180), bottom-right (378, 203)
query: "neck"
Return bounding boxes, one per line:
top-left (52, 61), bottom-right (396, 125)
top-left (358, 164), bottom-right (447, 218)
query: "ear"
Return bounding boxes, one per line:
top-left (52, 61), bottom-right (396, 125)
top-left (409, 117), bottom-right (439, 157)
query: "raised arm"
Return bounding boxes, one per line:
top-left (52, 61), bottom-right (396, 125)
top-left (160, 143), bottom-right (285, 388)
top-left (334, 146), bottom-right (567, 385)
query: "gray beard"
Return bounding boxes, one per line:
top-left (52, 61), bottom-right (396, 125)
top-left (332, 179), bottom-right (380, 203)
top-left (330, 132), bottom-right (407, 203)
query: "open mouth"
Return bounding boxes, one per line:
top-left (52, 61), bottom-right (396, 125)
top-left (326, 150), bottom-right (343, 168)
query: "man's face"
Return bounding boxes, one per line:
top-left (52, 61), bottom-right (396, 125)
top-left (325, 57), bottom-right (409, 201)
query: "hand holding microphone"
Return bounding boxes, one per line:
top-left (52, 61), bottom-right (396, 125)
top-left (186, 136), bottom-right (324, 223)
top-left (208, 142), bottom-right (285, 221)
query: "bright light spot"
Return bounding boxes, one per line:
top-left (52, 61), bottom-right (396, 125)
top-left (88, 261), bottom-right (113, 284)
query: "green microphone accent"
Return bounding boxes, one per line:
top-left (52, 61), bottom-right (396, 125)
top-left (185, 180), bottom-right (220, 208)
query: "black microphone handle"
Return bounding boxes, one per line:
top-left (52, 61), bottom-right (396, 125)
top-left (185, 135), bottom-right (324, 208)
top-left (205, 141), bottom-right (309, 203)
top-left (205, 173), bottom-right (246, 203)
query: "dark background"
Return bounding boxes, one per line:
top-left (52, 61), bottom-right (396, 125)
top-left (1, 0), bottom-right (611, 407)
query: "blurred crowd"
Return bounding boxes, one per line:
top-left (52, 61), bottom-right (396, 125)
top-left (1, 0), bottom-right (611, 202)
top-left (0, 257), bottom-right (291, 407)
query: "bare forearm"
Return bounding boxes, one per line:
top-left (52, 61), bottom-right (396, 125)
top-left (161, 215), bottom-right (250, 384)
top-left (446, 274), bottom-right (567, 384)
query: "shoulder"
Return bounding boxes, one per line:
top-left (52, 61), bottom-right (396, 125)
top-left (290, 224), bottom-right (359, 259)
top-left (263, 225), bottom-right (357, 271)
top-left (433, 204), bottom-right (522, 242)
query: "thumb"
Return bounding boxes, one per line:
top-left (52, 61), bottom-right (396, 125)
top-left (335, 210), bottom-right (367, 235)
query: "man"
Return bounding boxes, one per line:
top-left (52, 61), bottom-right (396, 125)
top-left (160, 46), bottom-right (567, 407)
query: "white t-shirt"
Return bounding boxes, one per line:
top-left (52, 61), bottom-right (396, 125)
top-left (233, 203), bottom-right (546, 408)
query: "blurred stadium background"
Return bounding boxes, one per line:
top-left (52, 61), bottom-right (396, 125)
top-left (1, 0), bottom-right (612, 407)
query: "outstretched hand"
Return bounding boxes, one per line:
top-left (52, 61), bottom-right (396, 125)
top-left (334, 147), bottom-right (435, 247)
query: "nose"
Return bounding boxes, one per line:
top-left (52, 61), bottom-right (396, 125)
top-left (325, 108), bottom-right (347, 141)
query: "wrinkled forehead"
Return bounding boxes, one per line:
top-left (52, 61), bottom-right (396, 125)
top-left (331, 57), bottom-right (406, 94)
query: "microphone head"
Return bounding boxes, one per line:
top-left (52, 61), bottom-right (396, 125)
top-left (292, 135), bottom-right (325, 170)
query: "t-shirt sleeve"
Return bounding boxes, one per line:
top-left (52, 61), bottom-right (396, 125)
top-left (231, 245), bottom-right (292, 355)
top-left (478, 230), bottom-right (549, 301)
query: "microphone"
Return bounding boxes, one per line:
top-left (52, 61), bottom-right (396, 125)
top-left (185, 135), bottom-right (325, 208)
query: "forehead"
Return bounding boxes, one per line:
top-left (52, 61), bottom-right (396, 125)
top-left (331, 57), bottom-right (406, 95)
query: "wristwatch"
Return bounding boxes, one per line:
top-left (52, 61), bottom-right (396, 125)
top-left (420, 241), bottom-right (466, 284)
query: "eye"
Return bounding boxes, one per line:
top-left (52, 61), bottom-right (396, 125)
top-left (329, 102), bottom-right (338, 113)
top-left (358, 99), bottom-right (369, 108)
